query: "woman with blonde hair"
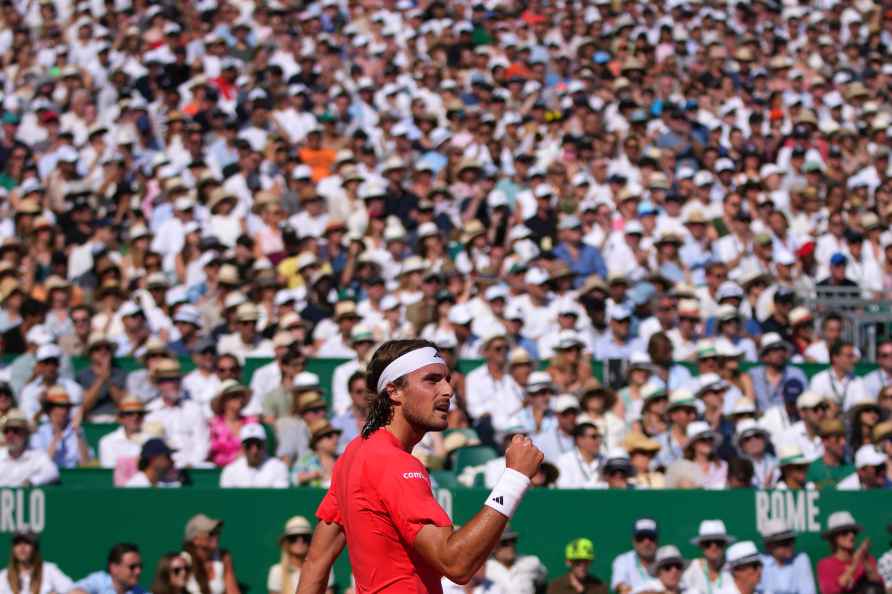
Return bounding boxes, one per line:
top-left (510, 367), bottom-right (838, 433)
top-left (150, 552), bottom-right (192, 594)
top-left (0, 532), bottom-right (72, 594)
top-left (267, 517), bottom-right (334, 594)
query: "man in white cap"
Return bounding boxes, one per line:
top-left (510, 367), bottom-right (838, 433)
top-left (836, 445), bottom-right (888, 490)
top-left (19, 344), bottom-right (84, 420)
top-left (220, 423), bottom-right (288, 488)
top-left (218, 303), bottom-right (274, 359)
top-left (508, 371), bottom-right (557, 436)
top-left (594, 304), bottom-right (642, 360)
top-left (611, 518), bottom-right (659, 594)
top-left (631, 545), bottom-right (687, 594)
top-left (0, 409), bottom-right (59, 486)
top-left (718, 542), bottom-right (763, 594)
top-left (758, 518), bottom-right (815, 594)
top-left (682, 520), bottom-right (734, 594)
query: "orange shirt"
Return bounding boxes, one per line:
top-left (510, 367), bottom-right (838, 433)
top-left (298, 147), bottom-right (337, 182)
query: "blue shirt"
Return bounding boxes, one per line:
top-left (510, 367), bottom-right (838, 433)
top-left (331, 408), bottom-right (361, 452)
top-left (759, 552), bottom-right (816, 594)
top-left (553, 242), bottom-right (607, 287)
top-left (749, 365), bottom-right (808, 411)
top-left (30, 423), bottom-right (92, 469)
top-left (74, 571), bottom-right (149, 594)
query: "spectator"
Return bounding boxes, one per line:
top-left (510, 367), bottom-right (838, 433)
top-left (875, 422), bottom-right (892, 486)
top-left (775, 444), bottom-right (813, 490)
top-left (817, 511), bottom-right (882, 594)
top-left (594, 305), bottom-right (642, 361)
top-left (836, 445), bottom-right (888, 491)
top-left (734, 420), bottom-right (779, 489)
top-left (683, 422), bottom-right (727, 489)
top-left (268, 517), bottom-right (334, 594)
top-left (611, 518), bottom-right (659, 594)
top-left (647, 333), bottom-right (692, 392)
top-left (484, 526), bottom-right (547, 594)
top-left (878, 524), bottom-right (892, 594)
top-left (600, 448), bottom-right (634, 490)
top-left (616, 353), bottom-right (653, 424)
top-left (126, 340), bottom-right (174, 406)
top-left (862, 340), bottom-right (892, 399)
top-left (760, 390), bottom-right (826, 463)
top-left (98, 397), bottom-right (148, 469)
top-left (331, 370), bottom-right (368, 451)
top-left (219, 423), bottom-right (288, 488)
top-left (547, 538), bottom-right (606, 594)
top-left (579, 383), bottom-right (624, 451)
top-left (637, 385), bottom-right (669, 439)
top-left (144, 358), bottom-right (210, 468)
top-left (682, 520), bottom-right (734, 594)
top-left (183, 514), bottom-right (241, 594)
top-left (292, 419), bottom-right (341, 488)
top-left (76, 332), bottom-right (127, 420)
top-left (654, 389), bottom-right (697, 470)
top-left (848, 396), bottom-right (882, 451)
top-left (0, 531), bottom-right (73, 594)
top-left (330, 325), bottom-right (376, 416)
top-left (209, 380), bottom-right (258, 467)
top-left (125, 438), bottom-right (180, 488)
top-left (19, 344), bottom-right (84, 421)
top-left (0, 409), bottom-right (58, 486)
top-left (807, 419), bottom-right (853, 490)
top-left (0, 382), bottom-right (13, 447)
top-left (150, 553), bottom-right (192, 594)
top-left (556, 422), bottom-right (603, 489)
top-left (630, 545), bottom-right (686, 594)
top-left (532, 394), bottom-right (579, 464)
top-left (695, 373), bottom-right (735, 458)
top-left (181, 339), bottom-right (221, 418)
top-left (624, 432), bottom-right (665, 489)
top-left (465, 332), bottom-right (523, 437)
top-left (29, 385), bottom-right (92, 468)
top-left (748, 334), bottom-right (807, 412)
top-left (803, 313), bottom-right (846, 365)
top-left (727, 458), bottom-right (756, 490)
top-left (758, 519), bottom-right (816, 594)
top-left (217, 303), bottom-right (274, 359)
top-left (70, 543), bottom-right (147, 594)
top-left (809, 340), bottom-right (867, 413)
top-left (264, 369), bottom-right (320, 424)
top-left (723, 542), bottom-right (764, 594)
top-left (276, 390), bottom-right (327, 468)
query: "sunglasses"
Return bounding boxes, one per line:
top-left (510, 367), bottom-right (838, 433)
top-left (286, 534), bottom-right (311, 544)
top-left (170, 566), bottom-right (189, 576)
top-left (661, 562), bottom-right (683, 572)
top-left (701, 540), bottom-right (726, 549)
top-left (635, 534), bottom-right (656, 543)
top-left (126, 563), bottom-right (143, 571)
top-left (217, 366), bottom-right (239, 373)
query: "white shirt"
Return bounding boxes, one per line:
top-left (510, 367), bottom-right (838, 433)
top-left (98, 426), bottom-right (143, 468)
top-left (681, 559), bottom-right (732, 594)
top-left (247, 361), bottom-right (282, 415)
top-left (0, 562), bottom-right (73, 594)
top-left (0, 449), bottom-right (59, 486)
top-left (267, 563), bottom-right (334, 593)
top-left (836, 472), bottom-right (863, 490)
top-left (789, 421), bottom-right (823, 463)
top-left (123, 471), bottom-right (184, 488)
top-left (316, 334), bottom-right (356, 358)
top-left (19, 377), bottom-right (84, 421)
top-left (145, 397), bottom-right (210, 467)
top-left (219, 456), bottom-right (289, 488)
top-left (218, 334), bottom-right (275, 360)
top-left (611, 550), bottom-right (654, 592)
top-left (484, 556), bottom-right (547, 594)
top-left (464, 365), bottom-right (524, 432)
top-left (441, 578), bottom-right (503, 594)
top-left (182, 370), bottom-right (221, 419)
top-left (331, 358), bottom-right (362, 415)
top-left (556, 448), bottom-right (603, 489)
top-left (808, 369), bottom-right (867, 411)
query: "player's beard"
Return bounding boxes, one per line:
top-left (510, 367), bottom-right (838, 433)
top-left (402, 398), bottom-right (449, 433)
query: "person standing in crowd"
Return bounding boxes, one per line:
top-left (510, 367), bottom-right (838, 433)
top-left (267, 517), bottom-right (334, 594)
top-left (682, 520), bottom-right (734, 594)
top-left (655, 389), bottom-right (697, 470)
top-left (0, 409), bottom-right (58, 486)
top-left (465, 332), bottom-right (524, 439)
top-left (611, 519), bottom-right (659, 594)
top-left (817, 511), bottom-right (882, 594)
top-left (219, 423), bottom-right (288, 488)
top-left (0, 531), bottom-right (73, 594)
top-left (70, 543), bottom-right (148, 594)
top-left (758, 519), bottom-right (816, 594)
top-left (484, 526), bottom-right (547, 594)
top-left (183, 514), bottom-right (241, 594)
top-left (548, 538), bottom-right (606, 594)
top-left (150, 553), bottom-right (192, 594)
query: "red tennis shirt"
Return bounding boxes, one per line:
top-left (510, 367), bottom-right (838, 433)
top-left (316, 429), bottom-right (453, 593)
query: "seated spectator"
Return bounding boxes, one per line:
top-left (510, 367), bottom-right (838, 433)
top-left (150, 552), bottom-right (192, 594)
top-left (817, 511), bottom-right (882, 594)
top-left (292, 419), bottom-right (341, 487)
top-left (256, 348), bottom-right (306, 423)
top-left (209, 380), bottom-right (258, 467)
top-left (0, 382), bottom-right (12, 448)
top-left (579, 383), bottom-right (625, 451)
top-left (181, 339), bottom-right (221, 418)
top-left (637, 385), bottom-right (669, 438)
top-left (726, 458), bottom-right (756, 489)
top-left (878, 524), bottom-right (892, 594)
top-left (724, 541), bottom-right (764, 594)
top-left (219, 423), bottom-right (288, 488)
top-left (682, 520), bottom-right (733, 593)
top-left (630, 545), bottom-right (685, 594)
top-left (485, 526), bottom-right (547, 594)
top-left (748, 333), bottom-right (807, 412)
top-left (99, 397), bottom-right (149, 469)
top-left (76, 332), bottom-right (127, 421)
top-left (0, 409), bottom-right (58, 486)
top-left (683, 422), bottom-right (728, 489)
top-left (734, 420), bottom-right (779, 489)
top-left (758, 518), bottom-right (816, 594)
top-left (624, 432), bottom-right (665, 489)
top-left (716, 339), bottom-right (756, 409)
top-left (647, 333), bottom-right (692, 392)
top-left (654, 389), bottom-right (697, 470)
top-left (0, 531), bottom-right (73, 594)
top-left (331, 370), bottom-right (368, 451)
top-left (266, 370), bottom-right (321, 425)
top-left (806, 419), bottom-right (853, 490)
top-left (125, 438), bottom-right (180, 488)
top-left (803, 313), bottom-right (845, 364)
top-left (836, 445), bottom-right (888, 490)
top-left (532, 394), bottom-right (579, 464)
top-left (876, 421), bottom-right (892, 486)
top-left (29, 385), bottom-right (92, 468)
top-left (510, 371), bottom-right (557, 436)
top-left (145, 358), bottom-right (209, 468)
top-left (330, 324), bottom-right (375, 415)
top-left (276, 390), bottom-right (328, 467)
top-left (182, 514), bottom-right (241, 594)
top-left (547, 538), bottom-right (606, 594)
top-left (761, 390), bottom-right (826, 464)
top-left (809, 340), bottom-right (866, 413)
top-left (556, 422), bottom-right (603, 489)
top-left (848, 395), bottom-right (882, 451)
top-left (600, 448), bottom-right (634, 489)
top-left (775, 444), bottom-right (813, 490)
top-left (217, 303), bottom-right (274, 359)
top-left (267, 517), bottom-right (334, 594)
top-left (695, 373), bottom-right (736, 459)
top-left (616, 353), bottom-right (653, 424)
top-left (862, 340), bottom-right (892, 400)
top-left (611, 518), bottom-right (659, 594)
top-left (124, 340), bottom-right (171, 405)
top-left (70, 543), bottom-right (147, 594)
top-left (19, 344), bottom-right (83, 421)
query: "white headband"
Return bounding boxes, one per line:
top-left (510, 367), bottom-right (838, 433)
top-left (376, 347), bottom-right (445, 393)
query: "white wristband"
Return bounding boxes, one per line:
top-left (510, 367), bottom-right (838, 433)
top-left (484, 468), bottom-right (530, 518)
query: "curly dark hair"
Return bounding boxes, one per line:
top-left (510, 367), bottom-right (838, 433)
top-left (362, 339), bottom-right (438, 438)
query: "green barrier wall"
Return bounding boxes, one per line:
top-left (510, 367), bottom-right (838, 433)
top-left (0, 487), bottom-right (887, 594)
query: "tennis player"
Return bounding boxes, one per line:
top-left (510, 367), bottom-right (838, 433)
top-left (296, 339), bottom-right (544, 594)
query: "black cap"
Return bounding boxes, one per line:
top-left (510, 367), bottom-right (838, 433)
top-left (140, 438), bottom-right (175, 460)
top-left (774, 287), bottom-right (795, 302)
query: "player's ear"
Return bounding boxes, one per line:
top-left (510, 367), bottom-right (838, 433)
top-left (385, 383), bottom-right (403, 405)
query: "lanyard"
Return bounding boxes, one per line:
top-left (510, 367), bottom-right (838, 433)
top-left (634, 555), bottom-right (648, 580)
top-left (701, 560), bottom-right (723, 594)
top-left (829, 372), bottom-right (850, 402)
top-left (574, 450), bottom-right (597, 484)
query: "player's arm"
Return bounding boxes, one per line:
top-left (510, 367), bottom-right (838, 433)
top-left (413, 435), bottom-right (543, 584)
top-left (296, 520), bottom-right (345, 594)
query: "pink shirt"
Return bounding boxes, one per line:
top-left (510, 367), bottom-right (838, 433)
top-left (209, 415), bottom-right (258, 467)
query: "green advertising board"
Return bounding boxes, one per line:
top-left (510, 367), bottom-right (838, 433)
top-left (0, 487), bottom-right (887, 594)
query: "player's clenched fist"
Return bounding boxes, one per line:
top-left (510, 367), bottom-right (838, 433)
top-left (504, 434), bottom-right (544, 479)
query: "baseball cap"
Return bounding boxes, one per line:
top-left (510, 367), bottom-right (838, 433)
top-left (830, 252), bottom-right (848, 267)
top-left (140, 438), bottom-right (175, 460)
top-left (634, 518), bottom-right (658, 537)
top-left (565, 538), bottom-right (595, 561)
top-left (184, 514), bottom-right (223, 541)
top-left (239, 423), bottom-right (266, 443)
top-left (553, 394), bottom-right (580, 413)
top-left (854, 445), bottom-right (886, 469)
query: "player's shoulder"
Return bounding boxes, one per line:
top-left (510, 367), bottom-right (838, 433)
top-left (357, 430), bottom-right (427, 474)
